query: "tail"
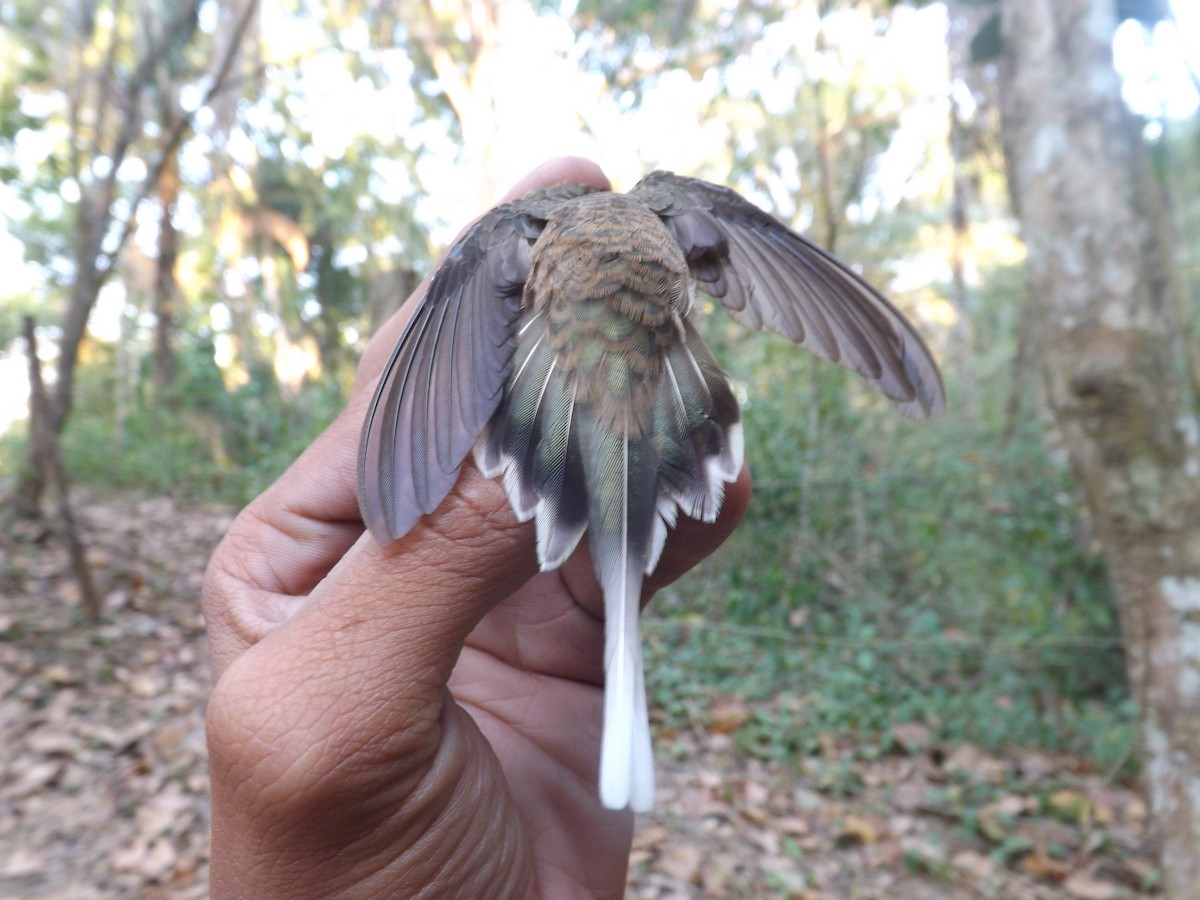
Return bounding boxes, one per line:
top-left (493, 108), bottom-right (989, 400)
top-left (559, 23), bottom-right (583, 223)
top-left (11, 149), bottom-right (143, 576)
top-left (475, 311), bottom-right (743, 813)
top-left (578, 412), bottom-right (658, 812)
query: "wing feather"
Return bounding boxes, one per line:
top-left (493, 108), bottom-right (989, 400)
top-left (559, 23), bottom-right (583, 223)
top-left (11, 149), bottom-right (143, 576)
top-left (475, 311), bottom-right (557, 519)
top-left (359, 185), bottom-right (599, 543)
top-left (632, 171), bottom-right (945, 419)
top-left (360, 267), bottom-right (507, 540)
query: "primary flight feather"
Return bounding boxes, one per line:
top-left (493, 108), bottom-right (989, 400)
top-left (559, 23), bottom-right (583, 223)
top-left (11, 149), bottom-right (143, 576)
top-left (358, 171), bottom-right (944, 812)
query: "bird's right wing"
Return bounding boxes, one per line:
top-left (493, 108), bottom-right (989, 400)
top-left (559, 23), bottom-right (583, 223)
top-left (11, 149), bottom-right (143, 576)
top-left (358, 184), bottom-right (600, 544)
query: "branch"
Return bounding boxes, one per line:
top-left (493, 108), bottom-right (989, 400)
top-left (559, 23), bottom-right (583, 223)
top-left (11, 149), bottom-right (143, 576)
top-left (91, 0), bottom-right (207, 230)
top-left (99, 0), bottom-right (260, 276)
top-left (85, 0), bottom-right (130, 176)
top-left (410, 0), bottom-right (477, 136)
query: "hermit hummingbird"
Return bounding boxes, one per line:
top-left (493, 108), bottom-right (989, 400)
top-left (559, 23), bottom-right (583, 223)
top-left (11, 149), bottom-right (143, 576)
top-left (358, 170), bottom-right (944, 812)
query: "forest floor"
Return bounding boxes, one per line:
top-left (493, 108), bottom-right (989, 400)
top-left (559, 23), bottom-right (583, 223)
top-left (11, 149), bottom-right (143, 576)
top-left (0, 494), bottom-right (1161, 899)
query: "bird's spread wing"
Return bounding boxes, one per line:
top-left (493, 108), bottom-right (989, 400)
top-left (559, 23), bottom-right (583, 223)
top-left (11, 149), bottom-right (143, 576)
top-left (631, 171), bottom-right (945, 419)
top-left (358, 183), bottom-right (600, 543)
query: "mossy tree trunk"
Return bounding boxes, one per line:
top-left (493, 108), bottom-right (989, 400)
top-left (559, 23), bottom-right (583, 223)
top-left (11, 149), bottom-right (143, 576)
top-left (995, 0), bottom-right (1200, 893)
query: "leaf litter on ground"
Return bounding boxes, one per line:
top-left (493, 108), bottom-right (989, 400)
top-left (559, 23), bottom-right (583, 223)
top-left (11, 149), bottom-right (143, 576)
top-left (0, 494), bottom-right (1161, 898)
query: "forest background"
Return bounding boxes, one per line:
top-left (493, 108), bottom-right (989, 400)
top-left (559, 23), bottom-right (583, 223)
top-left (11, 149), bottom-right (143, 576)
top-left (2, 0), bottom-right (1199, 896)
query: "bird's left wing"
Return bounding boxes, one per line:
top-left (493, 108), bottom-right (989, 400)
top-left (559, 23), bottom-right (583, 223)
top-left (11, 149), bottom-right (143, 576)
top-left (631, 171), bottom-right (945, 419)
top-left (359, 184), bottom-right (600, 543)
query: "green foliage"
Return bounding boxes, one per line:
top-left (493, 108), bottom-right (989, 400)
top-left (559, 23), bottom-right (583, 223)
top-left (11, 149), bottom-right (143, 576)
top-left (45, 342), bottom-right (347, 506)
top-left (647, 265), bottom-right (1133, 774)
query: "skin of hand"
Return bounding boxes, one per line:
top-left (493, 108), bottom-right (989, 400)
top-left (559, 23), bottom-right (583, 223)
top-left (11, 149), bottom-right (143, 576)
top-left (202, 157), bottom-right (751, 900)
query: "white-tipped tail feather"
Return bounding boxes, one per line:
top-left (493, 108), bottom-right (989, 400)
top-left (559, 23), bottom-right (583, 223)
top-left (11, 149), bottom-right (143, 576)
top-left (599, 564), bottom-right (655, 811)
top-left (473, 294), bottom-right (745, 813)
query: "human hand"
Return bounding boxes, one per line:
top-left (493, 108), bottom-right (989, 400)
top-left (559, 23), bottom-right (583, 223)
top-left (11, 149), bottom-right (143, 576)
top-left (202, 157), bottom-right (750, 899)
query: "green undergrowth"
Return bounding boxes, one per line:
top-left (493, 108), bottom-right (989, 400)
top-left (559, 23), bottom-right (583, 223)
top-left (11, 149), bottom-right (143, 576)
top-left (2, 342), bottom-right (349, 505)
top-left (644, 373), bottom-right (1134, 773)
top-left (5, 304), bottom-right (1136, 776)
top-left (643, 617), bottom-right (1137, 777)
top-left (639, 296), bottom-right (1135, 777)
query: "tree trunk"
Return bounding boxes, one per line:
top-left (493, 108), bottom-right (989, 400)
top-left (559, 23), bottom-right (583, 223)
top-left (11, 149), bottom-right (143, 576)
top-left (153, 146), bottom-right (182, 394)
top-left (995, 0), bottom-right (1200, 894)
top-left (22, 317), bottom-right (101, 622)
top-left (945, 0), bottom-right (986, 421)
top-left (811, 1), bottom-right (839, 255)
top-left (10, 0), bottom-right (257, 518)
top-left (14, 219), bottom-right (105, 517)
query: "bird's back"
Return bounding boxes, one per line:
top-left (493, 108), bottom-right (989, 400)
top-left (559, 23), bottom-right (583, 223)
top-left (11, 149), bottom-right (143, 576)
top-left (526, 193), bottom-right (693, 436)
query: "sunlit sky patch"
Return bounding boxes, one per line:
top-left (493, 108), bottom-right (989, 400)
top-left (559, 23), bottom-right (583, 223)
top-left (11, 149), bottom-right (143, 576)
top-left (1114, 7), bottom-right (1199, 121)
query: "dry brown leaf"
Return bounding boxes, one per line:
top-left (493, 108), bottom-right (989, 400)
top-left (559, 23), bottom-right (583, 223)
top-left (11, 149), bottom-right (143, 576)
top-left (860, 760), bottom-right (900, 789)
top-left (707, 696), bottom-right (751, 735)
top-left (56, 579), bottom-right (83, 608)
top-left (679, 783), bottom-right (728, 820)
top-left (1122, 794), bottom-right (1149, 826)
top-left (113, 836), bottom-right (177, 880)
top-left (1015, 748), bottom-right (1058, 781)
top-left (633, 824), bottom-right (670, 850)
top-left (817, 731), bottom-right (838, 761)
top-left (657, 842), bottom-right (704, 883)
top-left (41, 664), bottom-right (77, 686)
top-left (699, 851), bottom-right (740, 895)
top-left (976, 809), bottom-right (1007, 843)
top-left (152, 718), bottom-right (194, 755)
top-left (791, 786), bottom-right (825, 813)
top-left (1090, 796), bottom-right (1115, 827)
top-left (1063, 872), bottom-right (1120, 900)
top-left (836, 815), bottom-right (880, 846)
top-left (887, 813), bottom-right (918, 837)
top-left (944, 743), bottom-right (1007, 783)
top-left (992, 793), bottom-right (1029, 817)
top-left (1048, 788), bottom-right (1091, 824)
top-left (889, 781), bottom-right (926, 811)
top-left (128, 671), bottom-right (166, 698)
top-left (1121, 856), bottom-right (1158, 883)
top-left (951, 849), bottom-right (995, 880)
top-left (103, 587), bottom-right (132, 612)
top-left (774, 815), bottom-right (811, 837)
top-left (978, 794), bottom-right (1028, 842)
top-left (746, 826), bottom-right (781, 856)
top-left (84, 721), bottom-right (154, 751)
top-left (889, 722), bottom-right (932, 754)
top-left (740, 806), bottom-right (768, 825)
top-left (1021, 847), bottom-right (1071, 881)
top-left (25, 728), bottom-right (78, 756)
top-left (0, 847), bottom-right (45, 877)
top-left (1, 760), bottom-right (62, 801)
top-left (706, 732), bottom-right (735, 754)
top-left (741, 777), bottom-right (769, 812)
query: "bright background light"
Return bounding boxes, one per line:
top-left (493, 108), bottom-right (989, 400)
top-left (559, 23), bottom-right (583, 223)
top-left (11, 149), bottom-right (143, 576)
top-left (0, 1), bottom-right (1197, 433)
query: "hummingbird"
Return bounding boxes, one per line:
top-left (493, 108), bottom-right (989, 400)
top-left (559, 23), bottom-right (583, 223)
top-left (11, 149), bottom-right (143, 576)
top-left (358, 170), bottom-right (944, 813)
